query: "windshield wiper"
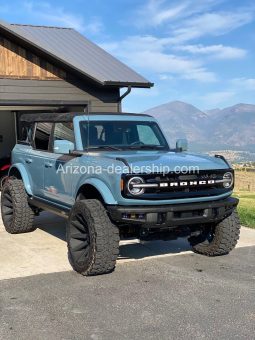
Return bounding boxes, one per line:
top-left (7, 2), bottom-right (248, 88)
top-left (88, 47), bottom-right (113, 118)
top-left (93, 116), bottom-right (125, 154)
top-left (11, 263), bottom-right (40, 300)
top-left (89, 145), bottom-right (122, 151)
top-left (128, 145), bottom-right (166, 150)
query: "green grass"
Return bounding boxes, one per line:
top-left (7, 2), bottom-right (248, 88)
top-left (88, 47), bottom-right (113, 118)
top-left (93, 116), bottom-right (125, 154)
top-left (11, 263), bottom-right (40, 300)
top-left (234, 191), bottom-right (255, 229)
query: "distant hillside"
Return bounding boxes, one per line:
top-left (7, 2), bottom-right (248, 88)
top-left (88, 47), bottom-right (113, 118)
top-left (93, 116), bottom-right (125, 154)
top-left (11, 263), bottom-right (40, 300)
top-left (210, 104), bottom-right (255, 147)
top-left (144, 101), bottom-right (208, 143)
top-left (143, 101), bottom-right (255, 158)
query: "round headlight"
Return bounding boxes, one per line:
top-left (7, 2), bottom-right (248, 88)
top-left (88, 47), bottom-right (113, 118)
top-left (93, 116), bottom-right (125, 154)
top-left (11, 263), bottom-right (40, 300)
top-left (223, 172), bottom-right (233, 188)
top-left (127, 176), bottom-right (145, 196)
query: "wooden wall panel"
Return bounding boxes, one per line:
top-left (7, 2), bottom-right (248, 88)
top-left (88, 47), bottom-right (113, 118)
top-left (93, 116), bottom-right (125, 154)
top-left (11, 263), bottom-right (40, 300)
top-left (0, 37), bottom-right (66, 80)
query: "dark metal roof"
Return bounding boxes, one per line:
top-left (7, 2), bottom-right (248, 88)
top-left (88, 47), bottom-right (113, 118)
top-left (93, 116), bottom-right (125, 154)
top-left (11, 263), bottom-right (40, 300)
top-left (20, 112), bottom-right (152, 123)
top-left (0, 20), bottom-right (153, 88)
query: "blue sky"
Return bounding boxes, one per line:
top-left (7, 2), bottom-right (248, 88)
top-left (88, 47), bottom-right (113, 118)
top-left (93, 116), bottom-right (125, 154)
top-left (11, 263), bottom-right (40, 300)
top-left (0, 0), bottom-right (255, 112)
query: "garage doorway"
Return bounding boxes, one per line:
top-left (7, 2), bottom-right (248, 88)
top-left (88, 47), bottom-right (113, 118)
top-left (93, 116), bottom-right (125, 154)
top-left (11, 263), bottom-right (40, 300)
top-left (0, 102), bottom-right (88, 161)
top-left (0, 111), bottom-right (16, 159)
top-left (15, 105), bottom-right (87, 142)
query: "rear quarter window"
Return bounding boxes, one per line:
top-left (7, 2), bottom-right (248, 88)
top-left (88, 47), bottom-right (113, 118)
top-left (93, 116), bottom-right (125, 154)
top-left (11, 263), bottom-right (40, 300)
top-left (34, 123), bottom-right (53, 151)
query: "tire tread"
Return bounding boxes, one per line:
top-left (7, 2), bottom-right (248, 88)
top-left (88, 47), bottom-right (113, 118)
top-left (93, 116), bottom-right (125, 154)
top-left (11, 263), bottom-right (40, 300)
top-left (67, 199), bottom-right (120, 276)
top-left (1, 178), bottom-right (35, 234)
top-left (189, 210), bottom-right (241, 256)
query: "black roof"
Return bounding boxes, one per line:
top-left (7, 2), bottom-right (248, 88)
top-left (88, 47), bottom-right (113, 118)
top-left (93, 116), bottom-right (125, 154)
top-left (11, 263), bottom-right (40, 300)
top-left (20, 112), bottom-right (152, 123)
top-left (0, 20), bottom-right (153, 88)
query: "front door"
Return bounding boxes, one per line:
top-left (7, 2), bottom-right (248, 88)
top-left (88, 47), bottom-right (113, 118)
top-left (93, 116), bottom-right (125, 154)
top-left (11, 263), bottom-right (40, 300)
top-left (29, 122), bottom-right (53, 197)
top-left (43, 122), bottom-right (76, 206)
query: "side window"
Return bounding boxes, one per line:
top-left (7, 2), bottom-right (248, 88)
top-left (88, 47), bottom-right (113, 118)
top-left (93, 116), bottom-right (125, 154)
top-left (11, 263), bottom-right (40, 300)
top-left (137, 125), bottom-right (160, 145)
top-left (34, 123), bottom-right (53, 151)
top-left (53, 122), bottom-right (74, 143)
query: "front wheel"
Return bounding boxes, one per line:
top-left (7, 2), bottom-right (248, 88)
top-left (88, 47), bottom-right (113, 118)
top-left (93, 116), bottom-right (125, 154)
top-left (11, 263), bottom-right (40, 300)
top-left (67, 199), bottom-right (120, 276)
top-left (188, 210), bottom-right (241, 256)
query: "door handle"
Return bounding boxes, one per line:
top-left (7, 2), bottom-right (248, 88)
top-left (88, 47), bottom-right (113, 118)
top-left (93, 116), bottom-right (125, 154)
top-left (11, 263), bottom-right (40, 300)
top-left (25, 159), bottom-right (32, 164)
top-left (45, 163), bottom-right (53, 168)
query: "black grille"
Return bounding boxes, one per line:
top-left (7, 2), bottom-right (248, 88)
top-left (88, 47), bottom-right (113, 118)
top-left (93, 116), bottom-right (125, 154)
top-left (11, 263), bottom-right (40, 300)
top-left (122, 169), bottom-right (234, 200)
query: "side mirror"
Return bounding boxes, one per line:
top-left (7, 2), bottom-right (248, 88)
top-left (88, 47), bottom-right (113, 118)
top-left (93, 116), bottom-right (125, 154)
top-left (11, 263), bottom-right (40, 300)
top-left (54, 140), bottom-right (74, 154)
top-left (176, 138), bottom-right (188, 152)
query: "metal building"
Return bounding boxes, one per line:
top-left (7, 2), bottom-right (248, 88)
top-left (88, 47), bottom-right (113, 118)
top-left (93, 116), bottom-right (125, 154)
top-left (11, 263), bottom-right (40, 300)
top-left (0, 20), bottom-right (152, 160)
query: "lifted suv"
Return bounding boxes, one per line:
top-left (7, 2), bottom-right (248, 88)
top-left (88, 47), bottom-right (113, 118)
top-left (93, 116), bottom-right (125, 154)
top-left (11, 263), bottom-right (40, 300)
top-left (1, 112), bottom-right (240, 276)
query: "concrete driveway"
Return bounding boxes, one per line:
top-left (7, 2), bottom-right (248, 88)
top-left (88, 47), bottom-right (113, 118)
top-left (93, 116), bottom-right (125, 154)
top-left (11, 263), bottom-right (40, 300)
top-left (0, 212), bottom-right (255, 280)
top-left (0, 213), bottom-right (255, 339)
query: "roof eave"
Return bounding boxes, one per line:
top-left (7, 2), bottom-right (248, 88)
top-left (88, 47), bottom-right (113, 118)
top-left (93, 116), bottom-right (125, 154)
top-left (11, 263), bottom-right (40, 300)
top-left (104, 81), bottom-right (154, 88)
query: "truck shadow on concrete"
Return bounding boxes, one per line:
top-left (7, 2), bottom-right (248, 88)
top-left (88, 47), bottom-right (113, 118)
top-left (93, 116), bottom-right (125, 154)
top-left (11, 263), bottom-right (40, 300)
top-left (35, 212), bottom-right (192, 260)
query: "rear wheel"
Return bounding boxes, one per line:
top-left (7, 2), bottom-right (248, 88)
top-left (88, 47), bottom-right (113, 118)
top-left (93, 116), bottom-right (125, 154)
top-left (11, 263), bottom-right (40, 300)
top-left (67, 199), bottom-right (120, 276)
top-left (188, 210), bottom-right (241, 256)
top-left (1, 178), bottom-right (36, 234)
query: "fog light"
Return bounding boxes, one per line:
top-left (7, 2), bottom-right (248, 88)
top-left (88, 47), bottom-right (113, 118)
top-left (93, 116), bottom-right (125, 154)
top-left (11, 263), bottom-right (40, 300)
top-left (122, 213), bottom-right (146, 220)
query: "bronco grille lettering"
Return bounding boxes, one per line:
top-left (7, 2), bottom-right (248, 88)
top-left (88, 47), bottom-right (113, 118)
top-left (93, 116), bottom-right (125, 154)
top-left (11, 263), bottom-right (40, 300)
top-left (164, 179), bottom-right (216, 188)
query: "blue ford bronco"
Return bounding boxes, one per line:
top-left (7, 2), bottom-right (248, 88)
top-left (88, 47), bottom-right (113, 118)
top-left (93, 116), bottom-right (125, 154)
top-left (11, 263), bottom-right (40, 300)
top-left (1, 112), bottom-right (240, 276)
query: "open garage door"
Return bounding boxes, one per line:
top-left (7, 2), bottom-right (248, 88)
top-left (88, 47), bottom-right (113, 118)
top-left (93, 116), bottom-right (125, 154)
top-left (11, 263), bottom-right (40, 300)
top-left (0, 111), bottom-right (16, 159)
top-left (0, 102), bottom-right (88, 162)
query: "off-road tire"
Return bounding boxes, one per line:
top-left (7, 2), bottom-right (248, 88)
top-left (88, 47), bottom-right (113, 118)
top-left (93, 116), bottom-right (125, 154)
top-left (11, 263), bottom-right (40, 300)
top-left (1, 178), bottom-right (36, 234)
top-left (67, 199), bottom-right (120, 276)
top-left (188, 209), bottom-right (241, 256)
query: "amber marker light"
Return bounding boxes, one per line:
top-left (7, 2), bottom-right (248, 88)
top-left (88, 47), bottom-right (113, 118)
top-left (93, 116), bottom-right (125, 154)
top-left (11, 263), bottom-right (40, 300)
top-left (120, 179), bottom-right (124, 191)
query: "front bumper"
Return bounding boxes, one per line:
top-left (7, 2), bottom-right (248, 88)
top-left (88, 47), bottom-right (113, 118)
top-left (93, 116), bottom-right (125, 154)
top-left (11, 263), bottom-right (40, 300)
top-left (107, 197), bottom-right (239, 227)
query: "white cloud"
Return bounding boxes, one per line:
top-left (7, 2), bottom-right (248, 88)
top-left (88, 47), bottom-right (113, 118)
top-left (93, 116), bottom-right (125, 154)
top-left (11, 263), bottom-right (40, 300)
top-left (83, 18), bottom-right (104, 35)
top-left (136, 0), bottom-right (223, 27)
top-left (100, 35), bottom-right (217, 83)
top-left (174, 44), bottom-right (247, 60)
top-left (171, 11), bottom-right (254, 43)
top-left (141, 1), bottom-right (189, 26)
top-left (200, 91), bottom-right (236, 107)
top-left (231, 78), bottom-right (255, 91)
top-left (23, 1), bottom-right (103, 34)
top-left (136, 0), bottom-right (255, 43)
top-left (199, 79), bottom-right (255, 108)
top-left (182, 68), bottom-right (217, 82)
top-left (159, 74), bottom-right (174, 80)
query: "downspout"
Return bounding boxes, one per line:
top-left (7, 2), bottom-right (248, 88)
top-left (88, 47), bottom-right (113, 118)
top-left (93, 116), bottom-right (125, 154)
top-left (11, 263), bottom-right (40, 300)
top-left (118, 86), bottom-right (132, 112)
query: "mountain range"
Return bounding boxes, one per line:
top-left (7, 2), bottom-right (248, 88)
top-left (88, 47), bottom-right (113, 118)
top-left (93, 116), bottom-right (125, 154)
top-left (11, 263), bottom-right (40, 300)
top-left (143, 101), bottom-right (255, 157)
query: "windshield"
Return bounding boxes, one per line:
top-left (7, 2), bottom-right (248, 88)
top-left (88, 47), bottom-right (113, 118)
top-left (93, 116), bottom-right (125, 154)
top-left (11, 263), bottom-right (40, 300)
top-left (79, 120), bottom-right (169, 151)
